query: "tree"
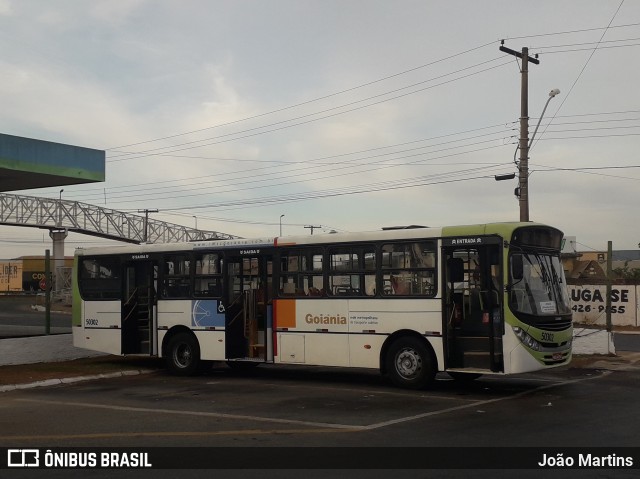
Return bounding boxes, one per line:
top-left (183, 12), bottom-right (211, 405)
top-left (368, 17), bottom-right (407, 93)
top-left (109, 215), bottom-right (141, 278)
top-left (613, 261), bottom-right (640, 281)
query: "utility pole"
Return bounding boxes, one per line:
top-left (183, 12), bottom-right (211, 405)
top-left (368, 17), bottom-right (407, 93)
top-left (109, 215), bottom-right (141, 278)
top-left (606, 240), bottom-right (613, 334)
top-left (138, 208), bottom-right (159, 242)
top-left (45, 249), bottom-right (51, 335)
top-left (304, 225), bottom-right (322, 235)
top-left (499, 43), bottom-right (539, 222)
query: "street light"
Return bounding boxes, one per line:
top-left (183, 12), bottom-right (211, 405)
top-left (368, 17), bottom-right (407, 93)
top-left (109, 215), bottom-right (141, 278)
top-left (57, 189), bottom-right (64, 227)
top-left (193, 215), bottom-right (198, 230)
top-left (514, 88), bottom-right (560, 222)
top-left (279, 214), bottom-right (285, 236)
top-left (529, 89), bottom-right (560, 148)
top-left (495, 173), bottom-right (516, 181)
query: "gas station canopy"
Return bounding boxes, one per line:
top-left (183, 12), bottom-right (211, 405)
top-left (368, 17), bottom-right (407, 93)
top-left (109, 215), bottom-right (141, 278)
top-left (0, 133), bottom-right (105, 192)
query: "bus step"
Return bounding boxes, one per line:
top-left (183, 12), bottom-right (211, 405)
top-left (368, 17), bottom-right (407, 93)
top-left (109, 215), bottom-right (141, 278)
top-left (462, 351), bottom-right (490, 369)
top-left (456, 336), bottom-right (490, 351)
top-left (228, 357), bottom-right (263, 363)
top-left (139, 340), bottom-right (150, 354)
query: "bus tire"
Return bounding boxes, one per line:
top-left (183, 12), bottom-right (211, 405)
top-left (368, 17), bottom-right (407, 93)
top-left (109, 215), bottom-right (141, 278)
top-left (386, 336), bottom-right (436, 389)
top-left (166, 332), bottom-right (201, 376)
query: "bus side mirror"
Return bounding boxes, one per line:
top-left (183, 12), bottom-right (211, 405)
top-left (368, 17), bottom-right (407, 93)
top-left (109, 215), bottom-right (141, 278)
top-left (447, 258), bottom-right (464, 283)
top-left (511, 254), bottom-right (523, 280)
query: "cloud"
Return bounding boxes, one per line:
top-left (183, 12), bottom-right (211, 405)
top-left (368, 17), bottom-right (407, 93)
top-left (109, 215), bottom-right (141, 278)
top-left (0, 0), bottom-right (11, 16)
top-left (89, 0), bottom-right (147, 26)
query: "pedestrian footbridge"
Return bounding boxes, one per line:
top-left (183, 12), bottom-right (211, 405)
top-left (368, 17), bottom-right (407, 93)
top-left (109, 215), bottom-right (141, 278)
top-left (0, 192), bottom-right (238, 244)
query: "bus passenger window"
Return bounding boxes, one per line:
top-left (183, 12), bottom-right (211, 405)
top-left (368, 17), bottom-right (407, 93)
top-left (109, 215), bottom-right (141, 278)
top-left (278, 248), bottom-right (324, 297)
top-left (327, 246), bottom-right (375, 297)
top-left (194, 253), bottom-right (222, 298)
top-left (162, 254), bottom-right (192, 298)
top-left (78, 256), bottom-right (121, 300)
top-left (381, 242), bottom-right (436, 297)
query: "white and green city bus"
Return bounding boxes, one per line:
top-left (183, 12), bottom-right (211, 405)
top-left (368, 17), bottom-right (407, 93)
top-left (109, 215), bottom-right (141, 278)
top-left (72, 222), bottom-right (572, 389)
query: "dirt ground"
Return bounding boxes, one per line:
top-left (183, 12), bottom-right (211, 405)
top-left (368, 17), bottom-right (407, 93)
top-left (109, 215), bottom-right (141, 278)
top-left (0, 355), bottom-right (165, 386)
top-left (0, 353), bottom-right (624, 387)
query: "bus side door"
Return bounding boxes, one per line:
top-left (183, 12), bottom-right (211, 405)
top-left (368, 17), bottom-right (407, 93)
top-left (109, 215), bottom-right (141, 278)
top-left (442, 238), bottom-right (504, 372)
top-left (224, 253), bottom-right (273, 361)
top-left (121, 260), bottom-right (157, 355)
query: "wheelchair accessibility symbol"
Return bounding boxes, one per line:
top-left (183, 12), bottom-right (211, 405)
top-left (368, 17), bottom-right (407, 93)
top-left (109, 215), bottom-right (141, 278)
top-left (191, 300), bottom-right (225, 327)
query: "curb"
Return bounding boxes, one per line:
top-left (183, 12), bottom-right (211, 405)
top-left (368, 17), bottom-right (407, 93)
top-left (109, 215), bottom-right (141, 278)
top-left (0, 369), bottom-right (155, 393)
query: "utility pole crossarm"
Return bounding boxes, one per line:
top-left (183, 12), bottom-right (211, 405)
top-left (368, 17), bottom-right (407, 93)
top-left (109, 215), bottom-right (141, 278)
top-left (304, 225), bottom-right (322, 235)
top-left (138, 208), bottom-right (159, 243)
top-left (499, 45), bottom-right (540, 65)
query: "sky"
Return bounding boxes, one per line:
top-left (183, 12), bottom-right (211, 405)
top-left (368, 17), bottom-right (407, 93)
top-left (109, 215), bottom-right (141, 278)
top-left (0, 0), bottom-right (639, 258)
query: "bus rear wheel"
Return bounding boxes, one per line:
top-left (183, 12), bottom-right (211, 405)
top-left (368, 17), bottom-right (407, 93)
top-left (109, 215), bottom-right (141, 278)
top-left (166, 332), bottom-right (201, 376)
top-left (386, 337), bottom-right (436, 389)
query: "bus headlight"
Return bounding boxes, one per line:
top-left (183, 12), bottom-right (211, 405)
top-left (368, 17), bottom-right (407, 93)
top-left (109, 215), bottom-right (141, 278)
top-left (513, 326), bottom-right (541, 351)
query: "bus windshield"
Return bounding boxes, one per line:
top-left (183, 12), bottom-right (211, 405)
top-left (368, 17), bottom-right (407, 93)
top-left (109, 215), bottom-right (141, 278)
top-left (509, 251), bottom-right (571, 316)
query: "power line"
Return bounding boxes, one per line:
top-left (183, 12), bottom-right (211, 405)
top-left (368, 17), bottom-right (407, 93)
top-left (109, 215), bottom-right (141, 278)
top-left (501, 21), bottom-right (640, 41)
top-left (132, 162), bottom-right (513, 213)
top-left (544, 109), bottom-right (640, 119)
top-left (34, 121), bottom-right (640, 207)
top-left (163, 211), bottom-right (346, 233)
top-left (537, 132), bottom-right (640, 140)
top-left (34, 112), bottom-right (640, 208)
top-left (158, 170), bottom-right (510, 213)
top-left (105, 40), bottom-right (497, 151)
top-left (106, 58), bottom-right (511, 163)
top-left (531, 41), bottom-right (640, 55)
top-left (38, 122), bottom-right (512, 196)
top-left (530, 163), bottom-right (640, 181)
top-left (94, 137), bottom-right (513, 201)
top-left (64, 143), bottom-right (513, 206)
top-left (532, 36), bottom-right (640, 50)
top-left (40, 125), bottom-right (514, 201)
top-left (38, 110), bottom-right (640, 198)
top-left (62, 121), bottom-right (640, 205)
top-left (531, 0), bottom-right (626, 149)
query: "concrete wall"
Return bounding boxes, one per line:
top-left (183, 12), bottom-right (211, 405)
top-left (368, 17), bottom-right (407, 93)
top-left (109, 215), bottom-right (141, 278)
top-left (572, 328), bottom-right (615, 355)
top-left (569, 284), bottom-right (639, 327)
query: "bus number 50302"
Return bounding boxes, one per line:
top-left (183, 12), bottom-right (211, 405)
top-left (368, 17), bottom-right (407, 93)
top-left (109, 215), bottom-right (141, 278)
top-left (541, 332), bottom-right (554, 342)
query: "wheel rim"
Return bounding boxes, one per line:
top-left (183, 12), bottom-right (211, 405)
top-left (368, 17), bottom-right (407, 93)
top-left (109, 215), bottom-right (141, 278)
top-left (395, 347), bottom-right (422, 380)
top-left (174, 342), bottom-right (192, 368)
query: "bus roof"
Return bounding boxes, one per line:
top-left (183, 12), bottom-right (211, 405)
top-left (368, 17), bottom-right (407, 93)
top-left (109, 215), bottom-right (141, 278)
top-left (75, 222), bottom-right (558, 256)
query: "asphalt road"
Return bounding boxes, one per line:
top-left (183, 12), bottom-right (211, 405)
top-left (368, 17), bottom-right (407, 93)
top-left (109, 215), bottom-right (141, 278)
top-left (1, 360), bottom-right (639, 478)
top-left (614, 332), bottom-right (640, 351)
top-left (0, 296), bottom-right (71, 338)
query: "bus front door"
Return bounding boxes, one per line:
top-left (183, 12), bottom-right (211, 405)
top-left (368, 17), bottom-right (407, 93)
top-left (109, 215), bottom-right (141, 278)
top-left (224, 254), bottom-right (273, 362)
top-left (443, 241), bottom-right (504, 373)
top-left (121, 260), bottom-right (158, 355)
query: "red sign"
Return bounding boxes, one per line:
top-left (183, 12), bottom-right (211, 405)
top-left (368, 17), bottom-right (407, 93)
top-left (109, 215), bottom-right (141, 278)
top-left (39, 279), bottom-right (47, 290)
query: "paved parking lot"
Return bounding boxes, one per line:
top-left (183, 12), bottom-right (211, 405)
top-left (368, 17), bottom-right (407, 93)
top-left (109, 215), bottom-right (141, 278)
top-left (1, 361), bottom-right (634, 450)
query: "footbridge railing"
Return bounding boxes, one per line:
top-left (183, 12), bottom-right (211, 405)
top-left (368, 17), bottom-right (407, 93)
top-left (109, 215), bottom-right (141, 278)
top-left (0, 193), bottom-right (239, 243)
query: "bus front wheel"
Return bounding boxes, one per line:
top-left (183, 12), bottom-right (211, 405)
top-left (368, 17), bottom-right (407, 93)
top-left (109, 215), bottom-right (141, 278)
top-left (166, 332), bottom-right (201, 376)
top-left (386, 337), bottom-right (436, 389)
